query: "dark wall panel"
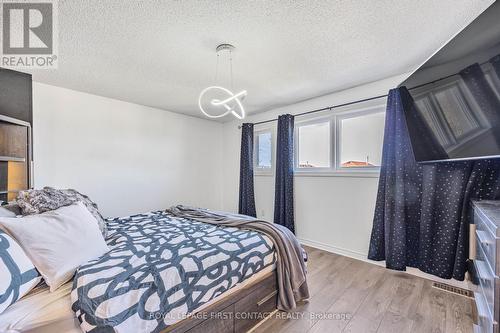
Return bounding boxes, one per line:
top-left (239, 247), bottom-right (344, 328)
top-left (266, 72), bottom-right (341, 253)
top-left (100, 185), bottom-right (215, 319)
top-left (0, 68), bottom-right (32, 125)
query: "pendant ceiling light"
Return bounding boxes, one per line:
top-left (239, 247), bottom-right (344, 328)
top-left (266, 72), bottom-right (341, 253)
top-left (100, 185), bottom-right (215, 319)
top-left (198, 44), bottom-right (247, 119)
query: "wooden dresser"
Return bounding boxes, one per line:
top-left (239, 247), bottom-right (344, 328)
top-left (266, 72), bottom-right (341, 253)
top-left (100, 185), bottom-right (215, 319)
top-left (472, 200), bottom-right (500, 333)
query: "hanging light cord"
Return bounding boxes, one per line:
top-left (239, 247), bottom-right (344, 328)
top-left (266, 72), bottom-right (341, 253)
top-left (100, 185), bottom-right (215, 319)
top-left (229, 49), bottom-right (234, 90)
top-left (214, 49), bottom-right (233, 88)
top-left (214, 52), bottom-right (220, 84)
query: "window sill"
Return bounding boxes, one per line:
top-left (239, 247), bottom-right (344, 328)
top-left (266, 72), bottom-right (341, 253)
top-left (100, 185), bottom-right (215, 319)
top-left (255, 171), bottom-right (379, 178)
top-left (293, 170), bottom-right (380, 178)
top-left (254, 173), bottom-right (274, 177)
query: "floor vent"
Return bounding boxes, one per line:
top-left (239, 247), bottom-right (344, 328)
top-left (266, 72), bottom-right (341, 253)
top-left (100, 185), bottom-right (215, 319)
top-left (432, 282), bottom-right (473, 298)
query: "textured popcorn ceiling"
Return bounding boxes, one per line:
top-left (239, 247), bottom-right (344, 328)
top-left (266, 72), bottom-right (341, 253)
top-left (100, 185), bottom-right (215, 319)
top-left (26, 0), bottom-right (493, 120)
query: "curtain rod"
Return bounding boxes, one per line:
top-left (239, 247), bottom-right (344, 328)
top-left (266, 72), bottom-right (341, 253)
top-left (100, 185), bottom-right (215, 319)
top-left (245, 94), bottom-right (388, 128)
top-left (237, 94), bottom-right (387, 129)
top-left (237, 59), bottom-right (492, 129)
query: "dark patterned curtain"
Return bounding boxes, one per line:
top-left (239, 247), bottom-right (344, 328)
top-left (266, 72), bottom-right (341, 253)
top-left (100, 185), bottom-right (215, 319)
top-left (368, 87), bottom-right (500, 280)
top-left (274, 114), bottom-right (295, 233)
top-left (238, 123), bottom-right (256, 217)
top-left (491, 54), bottom-right (500, 78)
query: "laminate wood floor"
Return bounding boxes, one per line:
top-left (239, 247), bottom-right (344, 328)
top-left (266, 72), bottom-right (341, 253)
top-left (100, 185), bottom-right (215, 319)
top-left (253, 246), bottom-right (474, 333)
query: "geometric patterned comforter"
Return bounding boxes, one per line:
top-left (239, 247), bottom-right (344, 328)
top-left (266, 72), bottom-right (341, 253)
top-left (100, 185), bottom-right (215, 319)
top-left (71, 211), bottom-right (275, 333)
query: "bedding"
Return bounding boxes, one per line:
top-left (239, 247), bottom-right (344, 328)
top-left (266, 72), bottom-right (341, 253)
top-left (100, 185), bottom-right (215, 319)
top-left (0, 206), bottom-right (17, 217)
top-left (0, 202), bottom-right (109, 292)
top-left (0, 230), bottom-right (41, 314)
top-left (0, 282), bottom-right (80, 333)
top-left (0, 202), bottom-right (21, 216)
top-left (57, 188), bottom-right (108, 238)
top-left (15, 187), bottom-right (107, 237)
top-left (0, 267), bottom-right (275, 333)
top-left (71, 210), bottom-right (276, 333)
top-left (16, 187), bottom-right (74, 215)
top-left (167, 205), bottom-right (309, 310)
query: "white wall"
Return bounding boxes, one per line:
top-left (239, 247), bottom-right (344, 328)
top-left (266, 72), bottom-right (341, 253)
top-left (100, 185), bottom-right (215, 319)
top-left (222, 74), bottom-right (409, 258)
top-left (31, 74), bottom-right (405, 259)
top-left (33, 82), bottom-right (224, 218)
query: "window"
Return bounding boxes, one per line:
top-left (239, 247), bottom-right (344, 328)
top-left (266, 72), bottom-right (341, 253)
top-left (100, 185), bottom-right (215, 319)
top-left (297, 121), bottom-right (330, 168)
top-left (255, 130), bottom-right (272, 171)
top-left (294, 100), bottom-right (385, 175)
top-left (339, 112), bottom-right (384, 168)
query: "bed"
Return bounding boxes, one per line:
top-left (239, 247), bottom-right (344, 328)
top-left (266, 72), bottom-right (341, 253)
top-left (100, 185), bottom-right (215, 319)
top-left (0, 268), bottom-right (277, 333)
top-left (0, 210), bottom-right (280, 333)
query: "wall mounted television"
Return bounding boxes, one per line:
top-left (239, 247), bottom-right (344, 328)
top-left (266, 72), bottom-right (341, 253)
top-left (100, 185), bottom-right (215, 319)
top-left (400, 1), bottom-right (500, 163)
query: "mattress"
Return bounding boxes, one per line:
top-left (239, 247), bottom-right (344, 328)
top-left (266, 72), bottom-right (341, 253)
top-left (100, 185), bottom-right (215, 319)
top-left (0, 266), bottom-right (275, 333)
top-left (0, 282), bottom-right (80, 333)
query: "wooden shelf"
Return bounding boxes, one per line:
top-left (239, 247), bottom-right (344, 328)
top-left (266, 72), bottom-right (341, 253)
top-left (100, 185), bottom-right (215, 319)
top-left (0, 156), bottom-right (25, 162)
top-left (0, 190), bottom-right (20, 194)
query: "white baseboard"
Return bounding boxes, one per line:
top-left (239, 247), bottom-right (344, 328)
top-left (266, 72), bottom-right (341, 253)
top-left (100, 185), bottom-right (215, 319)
top-left (298, 237), bottom-right (382, 266)
top-left (298, 237), bottom-right (471, 290)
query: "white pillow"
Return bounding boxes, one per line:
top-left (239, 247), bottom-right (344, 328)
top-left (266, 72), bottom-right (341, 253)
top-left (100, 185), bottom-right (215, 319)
top-left (0, 230), bottom-right (42, 314)
top-left (0, 207), bottom-right (16, 218)
top-left (0, 202), bottom-right (109, 292)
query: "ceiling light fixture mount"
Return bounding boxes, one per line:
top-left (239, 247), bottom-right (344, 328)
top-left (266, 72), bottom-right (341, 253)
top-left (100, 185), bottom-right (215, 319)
top-left (198, 43), bottom-right (247, 120)
top-left (215, 43), bottom-right (235, 53)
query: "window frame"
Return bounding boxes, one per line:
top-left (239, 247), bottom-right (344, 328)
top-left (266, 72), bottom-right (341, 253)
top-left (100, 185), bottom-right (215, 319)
top-left (335, 107), bottom-right (386, 173)
top-left (294, 116), bottom-right (333, 172)
top-left (254, 126), bottom-right (275, 176)
top-left (294, 99), bottom-right (386, 177)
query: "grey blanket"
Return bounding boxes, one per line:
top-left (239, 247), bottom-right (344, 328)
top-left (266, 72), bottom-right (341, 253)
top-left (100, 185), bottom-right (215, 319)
top-left (166, 205), bottom-right (309, 311)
